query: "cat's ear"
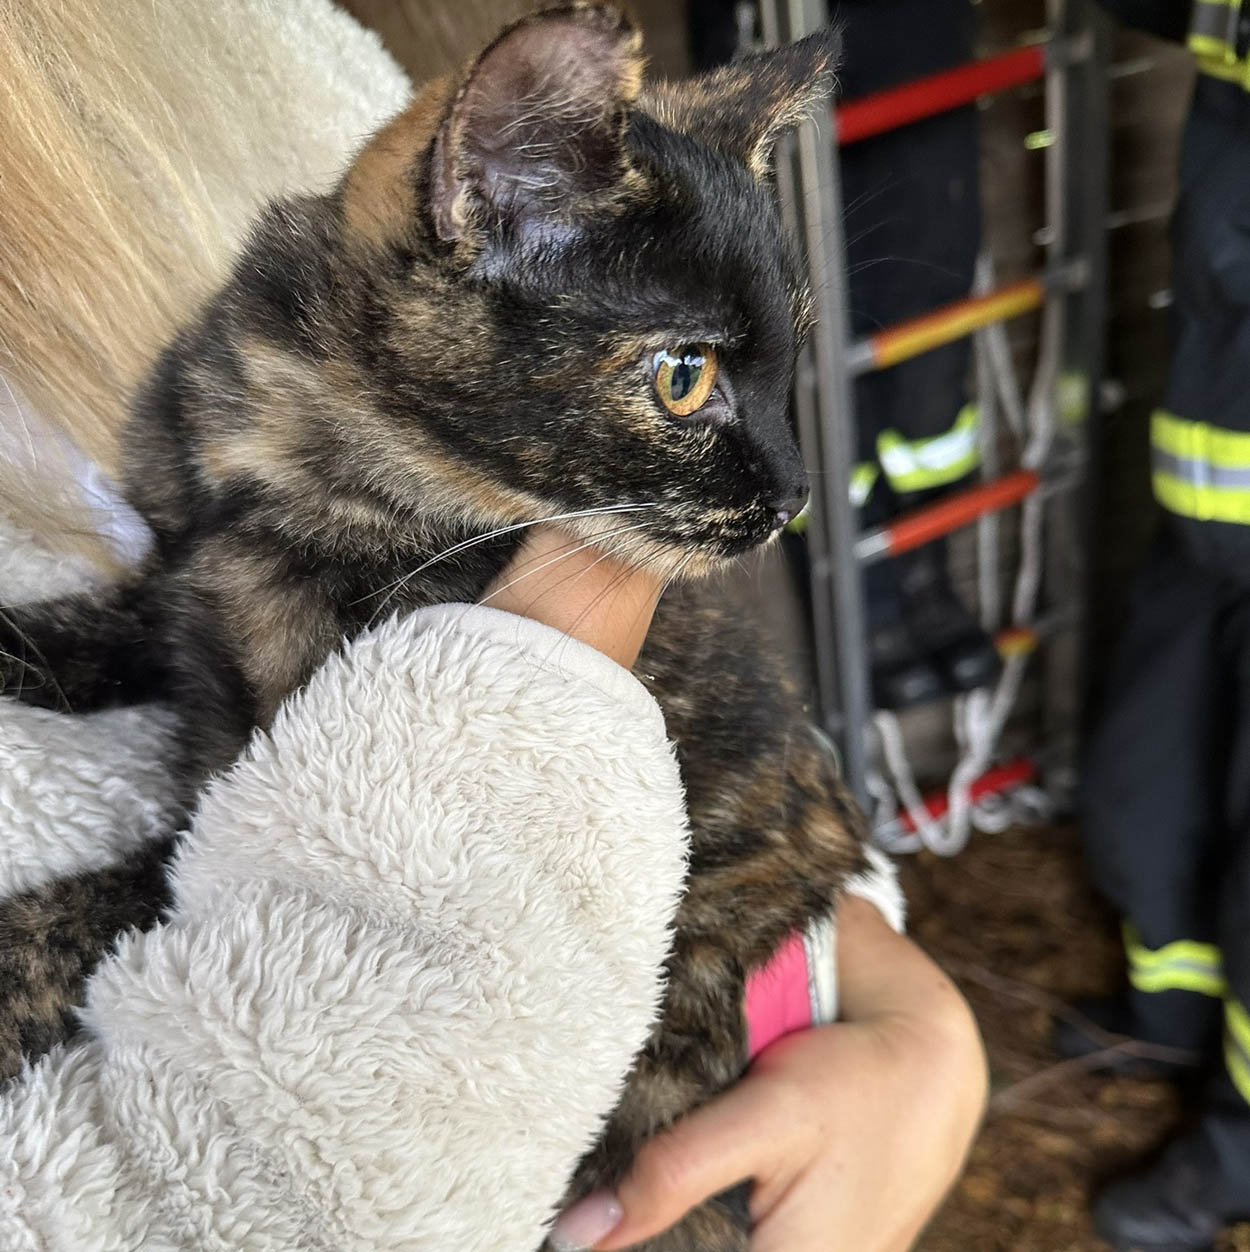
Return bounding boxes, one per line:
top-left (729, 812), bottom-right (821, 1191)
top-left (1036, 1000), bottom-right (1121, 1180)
top-left (429, 4), bottom-right (644, 249)
top-left (647, 28), bottom-right (842, 179)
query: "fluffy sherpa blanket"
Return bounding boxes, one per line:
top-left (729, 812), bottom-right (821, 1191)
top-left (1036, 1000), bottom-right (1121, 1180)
top-left (0, 514), bottom-right (691, 1249)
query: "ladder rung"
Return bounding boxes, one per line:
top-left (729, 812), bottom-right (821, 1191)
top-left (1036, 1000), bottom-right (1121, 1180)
top-left (855, 469), bottom-right (1041, 562)
top-left (835, 43), bottom-right (1048, 145)
top-left (848, 277), bottom-right (1047, 375)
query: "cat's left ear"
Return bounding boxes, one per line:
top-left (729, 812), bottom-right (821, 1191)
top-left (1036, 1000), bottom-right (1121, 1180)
top-left (646, 27), bottom-right (842, 179)
top-left (429, 4), bottom-right (645, 251)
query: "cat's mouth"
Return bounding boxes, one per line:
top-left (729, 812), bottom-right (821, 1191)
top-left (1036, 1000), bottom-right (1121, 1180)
top-left (627, 500), bottom-right (802, 576)
top-left (707, 510), bottom-right (796, 558)
top-left (684, 485), bottom-right (808, 556)
top-left (474, 494), bottom-right (802, 586)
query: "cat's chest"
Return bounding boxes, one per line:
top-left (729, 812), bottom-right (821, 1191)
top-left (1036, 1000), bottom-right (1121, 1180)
top-left (639, 591), bottom-right (859, 958)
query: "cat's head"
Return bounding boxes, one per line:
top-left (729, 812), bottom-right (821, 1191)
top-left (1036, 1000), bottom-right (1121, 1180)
top-left (340, 3), bottom-right (839, 575)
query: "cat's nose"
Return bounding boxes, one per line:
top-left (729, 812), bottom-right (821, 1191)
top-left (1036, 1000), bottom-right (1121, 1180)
top-left (771, 487), bottom-right (809, 530)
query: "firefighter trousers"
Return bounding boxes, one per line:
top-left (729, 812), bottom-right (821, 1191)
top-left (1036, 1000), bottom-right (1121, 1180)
top-left (1082, 526), bottom-right (1250, 1200)
top-left (1082, 77), bottom-right (1250, 1096)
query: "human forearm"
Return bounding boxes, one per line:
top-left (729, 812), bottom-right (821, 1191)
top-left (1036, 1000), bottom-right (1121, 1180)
top-left (834, 892), bottom-right (982, 1050)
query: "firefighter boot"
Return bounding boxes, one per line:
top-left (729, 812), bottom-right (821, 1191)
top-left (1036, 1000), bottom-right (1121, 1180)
top-left (1093, 1084), bottom-right (1250, 1252)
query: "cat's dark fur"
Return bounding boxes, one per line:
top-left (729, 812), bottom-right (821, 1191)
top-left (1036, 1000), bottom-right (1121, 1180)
top-left (0, 7), bottom-right (866, 1248)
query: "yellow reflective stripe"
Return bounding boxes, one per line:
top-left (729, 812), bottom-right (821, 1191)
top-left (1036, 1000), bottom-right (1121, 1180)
top-left (1152, 411), bottom-right (1250, 470)
top-left (1191, 32), bottom-right (1236, 57)
top-left (1154, 472), bottom-right (1250, 524)
top-left (1227, 997), bottom-right (1250, 1054)
top-left (1123, 923), bottom-right (1226, 997)
top-left (1151, 412), bottom-right (1250, 523)
top-left (1189, 41), bottom-right (1250, 87)
top-left (1189, 0), bottom-right (1248, 85)
top-left (849, 463), bottom-right (879, 508)
top-left (1226, 998), bottom-right (1250, 1104)
top-left (1197, 55), bottom-right (1250, 88)
top-left (1225, 1035), bottom-right (1250, 1104)
top-left (877, 405), bottom-right (980, 492)
top-left (1131, 965), bottom-right (1228, 996)
top-left (1124, 924), bottom-right (1223, 972)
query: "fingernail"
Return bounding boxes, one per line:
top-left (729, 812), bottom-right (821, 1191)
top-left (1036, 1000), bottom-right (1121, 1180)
top-left (549, 1189), bottom-right (623, 1251)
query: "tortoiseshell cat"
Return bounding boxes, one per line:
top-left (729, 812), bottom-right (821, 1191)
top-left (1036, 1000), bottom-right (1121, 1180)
top-left (0, 6), bottom-right (868, 1247)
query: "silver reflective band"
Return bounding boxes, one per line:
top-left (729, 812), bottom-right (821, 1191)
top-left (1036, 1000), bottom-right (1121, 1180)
top-left (1153, 448), bottom-right (1250, 491)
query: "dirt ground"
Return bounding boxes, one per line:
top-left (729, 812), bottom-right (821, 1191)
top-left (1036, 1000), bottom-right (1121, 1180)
top-left (901, 825), bottom-right (1250, 1252)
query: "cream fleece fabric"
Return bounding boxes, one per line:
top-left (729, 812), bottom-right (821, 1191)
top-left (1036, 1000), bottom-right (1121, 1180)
top-left (0, 602), bottom-right (690, 1251)
top-left (0, 513), bottom-right (180, 897)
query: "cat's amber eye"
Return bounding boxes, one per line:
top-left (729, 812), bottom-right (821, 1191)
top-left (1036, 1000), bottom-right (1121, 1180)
top-left (653, 344), bottom-right (719, 417)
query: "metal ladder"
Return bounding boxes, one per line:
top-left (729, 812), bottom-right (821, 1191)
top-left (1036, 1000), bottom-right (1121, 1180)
top-left (760, 0), bottom-right (1110, 819)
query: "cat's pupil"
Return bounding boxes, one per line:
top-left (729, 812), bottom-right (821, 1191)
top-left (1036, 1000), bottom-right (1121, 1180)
top-left (671, 348), bottom-right (704, 402)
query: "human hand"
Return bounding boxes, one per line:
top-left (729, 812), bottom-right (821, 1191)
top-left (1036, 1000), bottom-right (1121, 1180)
top-left (482, 526), bottom-right (664, 670)
top-left (550, 896), bottom-right (988, 1252)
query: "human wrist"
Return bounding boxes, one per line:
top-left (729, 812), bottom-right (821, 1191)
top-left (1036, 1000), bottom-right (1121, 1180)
top-left (849, 909), bottom-right (987, 1150)
top-left (482, 528), bottom-right (663, 669)
top-left (836, 896), bottom-right (985, 1067)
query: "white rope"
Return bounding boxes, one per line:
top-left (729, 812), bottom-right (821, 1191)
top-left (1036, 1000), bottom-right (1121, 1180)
top-left (938, 275), bottom-right (1062, 853)
top-left (873, 710), bottom-right (944, 851)
top-left (974, 254), bottom-right (1005, 636)
top-left (941, 24), bottom-right (1067, 856)
top-left (983, 307), bottom-right (1028, 441)
top-left (865, 756), bottom-right (918, 854)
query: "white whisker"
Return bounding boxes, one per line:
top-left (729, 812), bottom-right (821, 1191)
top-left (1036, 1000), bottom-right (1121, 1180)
top-left (477, 521), bottom-right (654, 607)
top-left (360, 502), bottom-right (657, 626)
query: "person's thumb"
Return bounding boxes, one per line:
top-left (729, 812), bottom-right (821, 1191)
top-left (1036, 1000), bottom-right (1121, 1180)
top-left (550, 1078), bottom-right (775, 1251)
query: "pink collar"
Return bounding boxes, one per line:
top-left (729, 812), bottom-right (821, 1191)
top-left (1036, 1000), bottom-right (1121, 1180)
top-left (744, 929), bottom-right (817, 1059)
